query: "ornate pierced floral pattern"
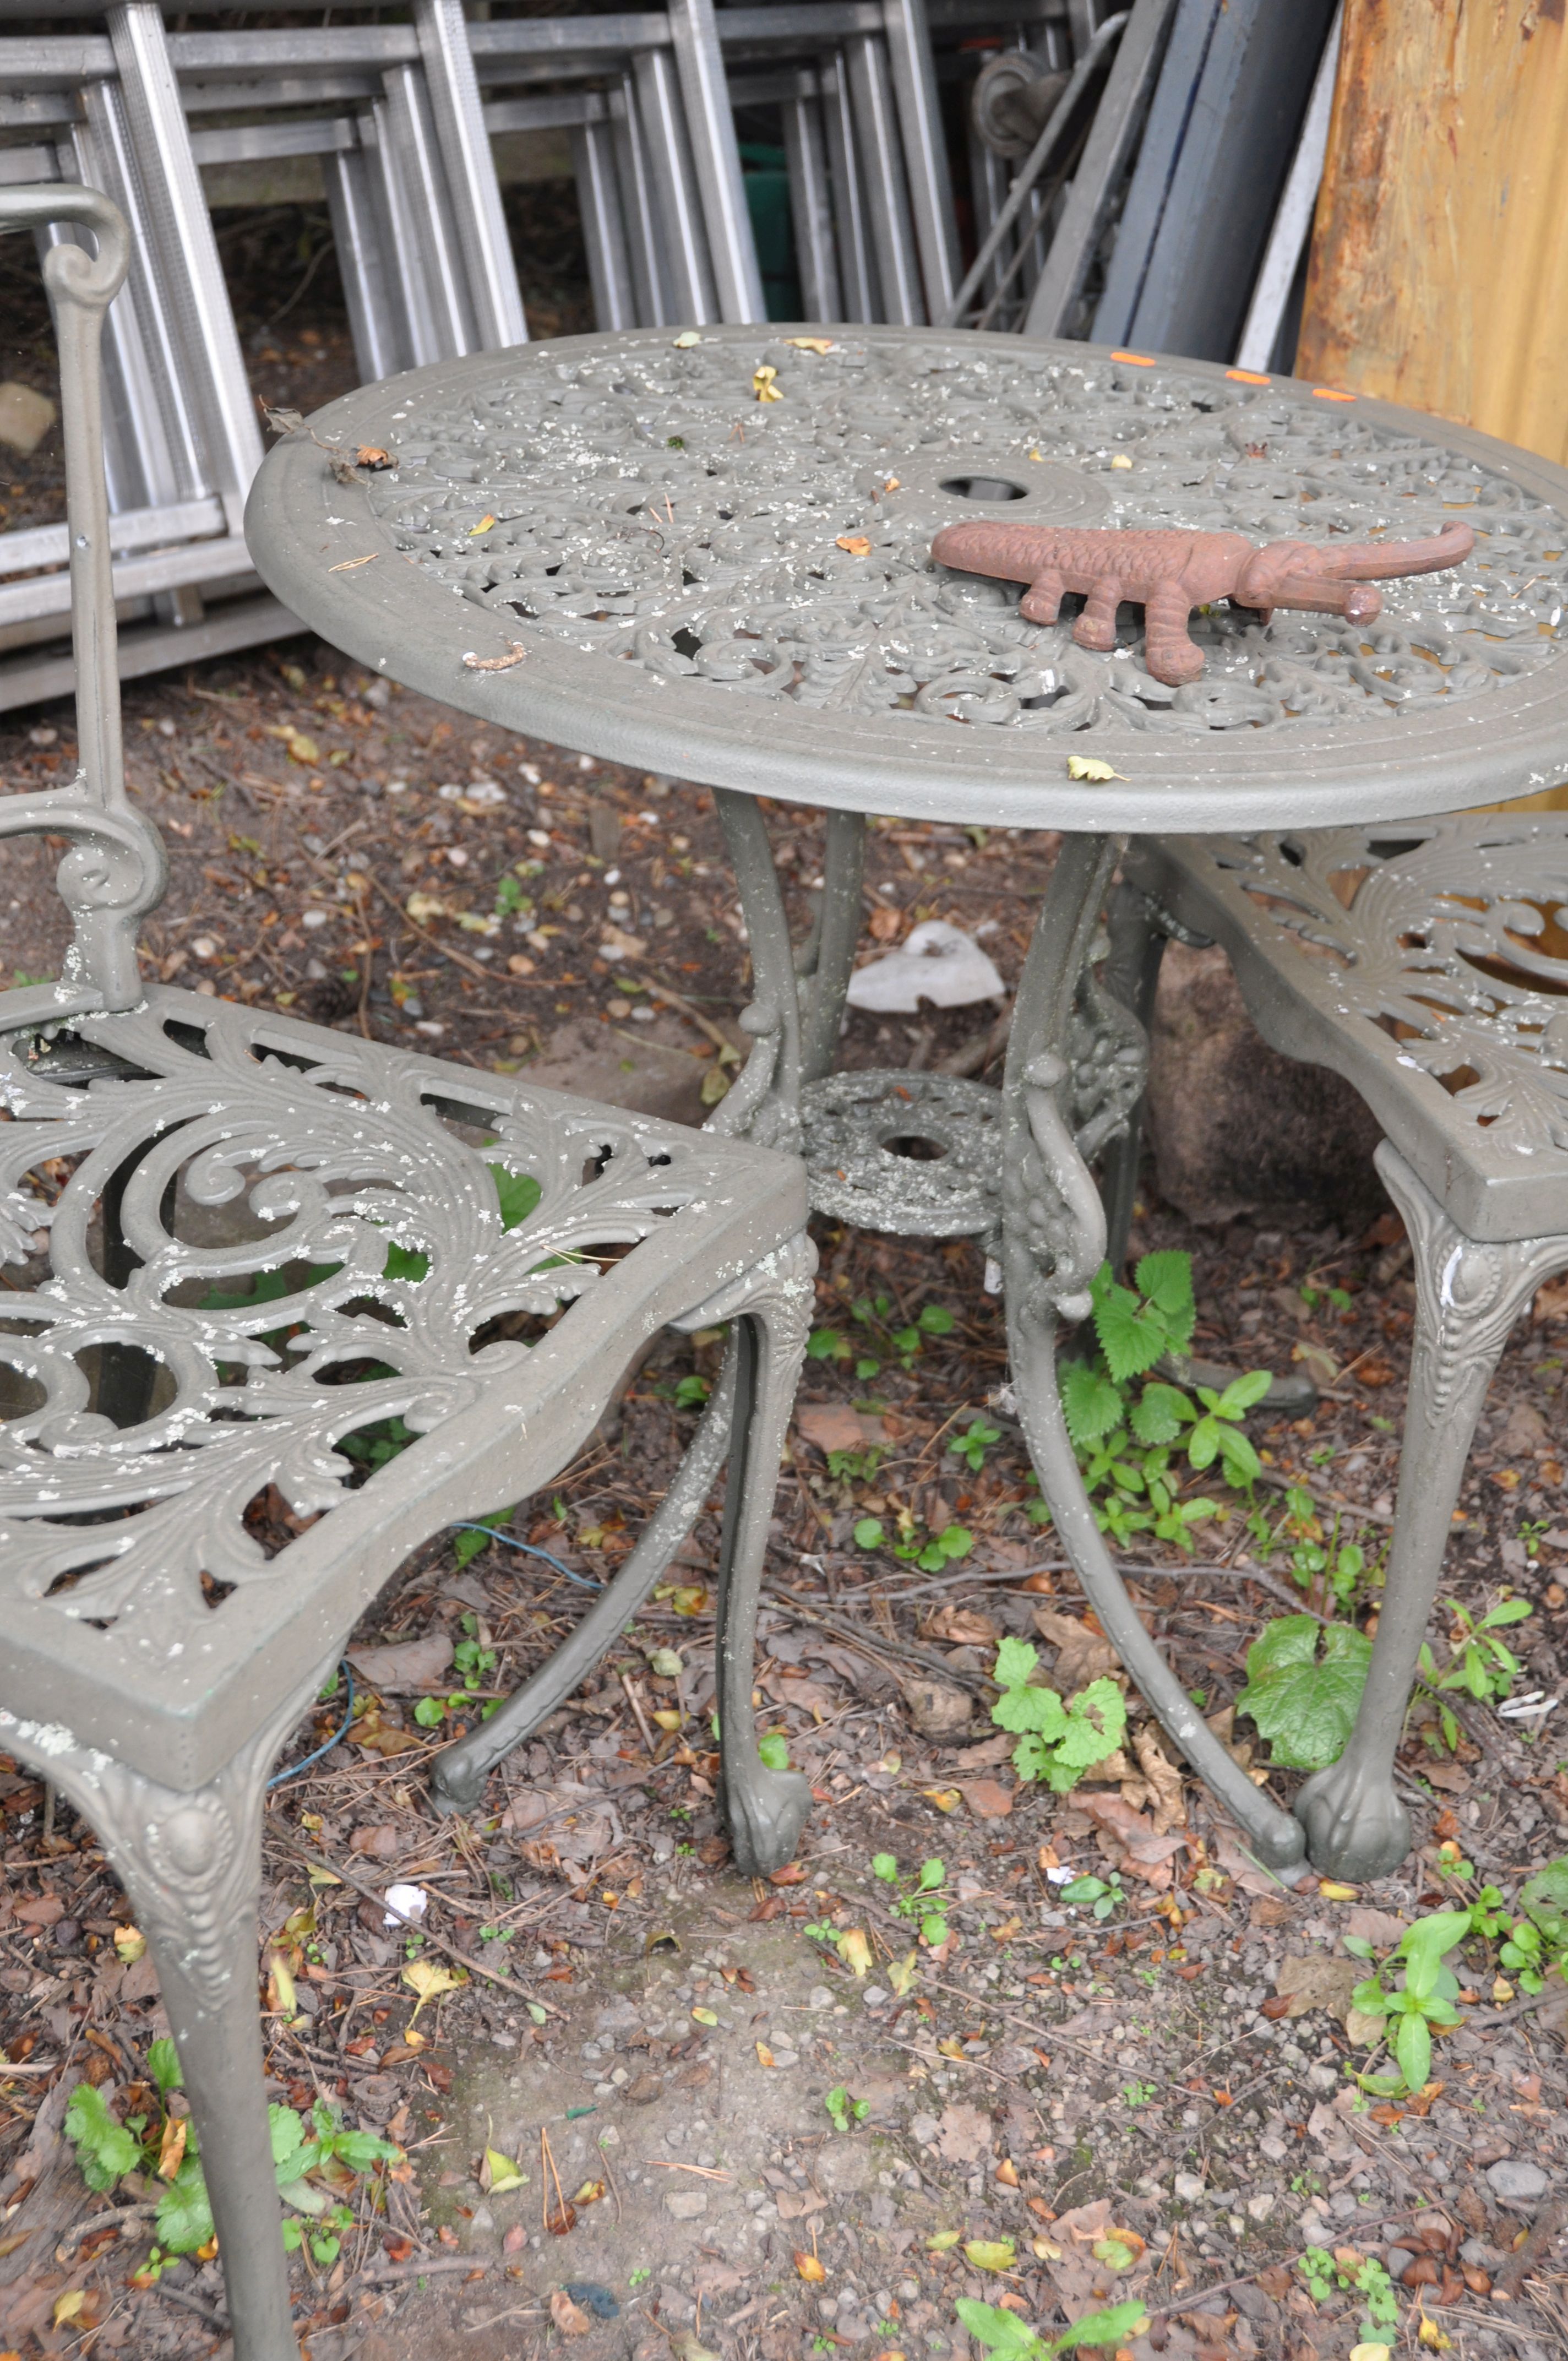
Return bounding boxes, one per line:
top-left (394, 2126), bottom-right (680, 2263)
top-left (364, 335), bottom-right (1568, 738)
top-left (1189, 816), bottom-right (1568, 1160)
top-left (0, 990), bottom-right (742, 1639)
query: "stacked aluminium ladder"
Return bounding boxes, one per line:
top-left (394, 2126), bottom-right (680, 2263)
top-left (0, 0), bottom-right (1070, 708)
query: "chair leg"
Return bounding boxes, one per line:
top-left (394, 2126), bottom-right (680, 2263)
top-left (708, 1235), bottom-right (816, 1874)
top-left (1296, 1143), bottom-right (1568, 1880)
top-left (0, 1664), bottom-right (336, 2361)
top-left (429, 1351), bottom-right (742, 1813)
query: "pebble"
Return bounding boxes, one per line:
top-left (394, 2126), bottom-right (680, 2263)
top-left (1173, 2172), bottom-right (1206, 2204)
top-left (1245, 2194), bottom-right (1276, 2222)
top-left (1487, 2158), bottom-right (1548, 2205)
top-left (666, 2188), bottom-right (708, 2219)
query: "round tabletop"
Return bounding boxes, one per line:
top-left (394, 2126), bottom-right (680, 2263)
top-left (246, 324), bottom-right (1568, 833)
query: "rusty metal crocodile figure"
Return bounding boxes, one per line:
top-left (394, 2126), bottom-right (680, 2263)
top-left (928, 518), bottom-right (1476, 687)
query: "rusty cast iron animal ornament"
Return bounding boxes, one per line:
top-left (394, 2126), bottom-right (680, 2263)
top-left (930, 519), bottom-right (1476, 687)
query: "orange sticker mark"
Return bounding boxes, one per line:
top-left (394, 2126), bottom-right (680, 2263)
top-left (1227, 368), bottom-right (1270, 385)
top-left (1110, 350), bottom-right (1156, 366)
top-left (1313, 387), bottom-right (1357, 402)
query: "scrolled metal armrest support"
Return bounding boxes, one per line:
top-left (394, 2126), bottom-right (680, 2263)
top-left (0, 186), bottom-right (166, 1025)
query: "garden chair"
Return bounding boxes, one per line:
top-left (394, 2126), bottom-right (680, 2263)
top-left (1114, 817), bottom-right (1568, 1882)
top-left (0, 184), bottom-right (812, 2361)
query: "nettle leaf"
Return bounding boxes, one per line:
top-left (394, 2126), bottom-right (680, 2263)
top-left (1054, 2300), bottom-right (1151, 2352)
top-left (1235, 1615), bottom-right (1372, 1771)
top-left (1135, 1250), bottom-right (1195, 1351)
top-left (1050, 1679), bottom-right (1127, 1772)
top-left (1130, 1381), bottom-right (1191, 1446)
top-left (146, 2039), bottom-right (183, 2097)
top-left (1090, 1267), bottom-right (1167, 1385)
top-left (1061, 1358), bottom-right (1125, 1446)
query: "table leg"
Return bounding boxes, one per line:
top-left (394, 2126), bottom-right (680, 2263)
top-left (707, 791), bottom-right (867, 1140)
top-left (705, 787), bottom-right (805, 1151)
top-left (1002, 833), bottom-right (1311, 1879)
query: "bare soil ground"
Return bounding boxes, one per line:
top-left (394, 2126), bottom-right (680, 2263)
top-left (1, 644), bottom-right (1566, 2361)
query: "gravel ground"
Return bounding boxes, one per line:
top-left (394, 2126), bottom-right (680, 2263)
top-left (1, 646), bottom-right (1566, 2360)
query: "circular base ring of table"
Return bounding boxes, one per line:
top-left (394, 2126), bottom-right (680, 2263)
top-left (801, 1070), bottom-right (1003, 1237)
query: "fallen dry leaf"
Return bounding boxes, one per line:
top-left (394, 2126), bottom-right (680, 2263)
top-left (900, 1677), bottom-right (972, 1741)
top-left (964, 1779), bottom-right (1014, 1821)
top-left (550, 2291), bottom-right (595, 2335)
top-left (777, 2189), bottom-right (827, 2221)
top-left (1275, 1954), bottom-right (1360, 2025)
top-left (347, 1633), bottom-right (454, 1693)
top-left (923, 1601), bottom-right (1000, 1647)
top-left (795, 2251), bottom-right (827, 2282)
top-left (1031, 1609), bottom-right (1118, 1691)
top-left (795, 1404), bottom-right (874, 1455)
top-left (937, 2102), bottom-right (993, 2164)
top-left (1121, 1726), bottom-right (1185, 1834)
top-left (836, 534), bottom-right (872, 556)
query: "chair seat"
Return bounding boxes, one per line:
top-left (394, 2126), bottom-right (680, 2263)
top-left (1129, 812), bottom-right (1568, 1241)
top-left (0, 984), bottom-right (804, 1790)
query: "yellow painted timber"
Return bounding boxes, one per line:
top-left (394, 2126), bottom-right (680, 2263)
top-left (1299, 1), bottom-right (1568, 806)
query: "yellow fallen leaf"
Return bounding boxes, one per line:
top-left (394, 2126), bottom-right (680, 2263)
top-left (786, 337), bottom-right (835, 353)
top-left (1110, 454), bottom-right (1133, 469)
top-left (937, 2037), bottom-right (966, 2061)
top-left (964, 2239), bottom-right (1016, 2273)
top-left (795, 2251), bottom-right (827, 2282)
top-left (1417, 2326), bottom-right (1452, 2354)
top-left (888, 1950), bottom-right (918, 1998)
top-left (481, 2146), bottom-right (528, 2195)
top-left (286, 733), bottom-right (319, 765)
top-left (926, 2231), bottom-right (961, 2252)
top-left (836, 535), bottom-right (872, 556)
top-left (114, 1926), bottom-right (146, 1963)
top-left (1319, 1880), bottom-right (1359, 1901)
top-left (995, 2159), bottom-right (1020, 2188)
top-left (402, 1959), bottom-right (466, 2026)
top-left (1492, 1976), bottom-right (1515, 2004)
top-left (883, 477), bottom-right (900, 492)
top-left (196, 2235), bottom-right (218, 2262)
top-left (52, 2292), bottom-right (86, 2327)
top-left (405, 891), bottom-right (447, 924)
top-left (267, 1952), bottom-right (297, 2016)
top-left (692, 2005), bottom-right (718, 2026)
top-left (1351, 2346), bottom-right (1393, 2361)
top-left (469, 515), bottom-right (497, 535)
top-left (836, 1928), bottom-right (873, 1978)
top-left (401, 2025), bottom-right (427, 2050)
top-left (1093, 2229), bottom-right (1144, 2270)
top-left (754, 365), bottom-right (783, 402)
top-left (157, 2117), bottom-right (188, 2181)
top-left (673, 330), bottom-right (701, 347)
top-left (756, 2041), bottom-right (777, 2068)
top-left (922, 1788), bottom-right (962, 1814)
top-left (1031, 2238), bottom-right (1061, 2260)
top-left (1065, 756), bottom-right (1125, 782)
top-left (571, 2179), bottom-right (606, 2205)
top-left (650, 1708), bottom-right (683, 1731)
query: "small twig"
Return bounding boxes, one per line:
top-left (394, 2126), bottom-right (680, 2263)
top-left (352, 2253), bottom-right (490, 2287)
top-left (935, 1005), bottom-right (1012, 1078)
top-left (56, 2200), bottom-right (159, 2255)
top-left (1466, 1976), bottom-right (1568, 2031)
top-left (268, 1836), bottom-right (557, 2011)
top-left (619, 1671), bottom-right (658, 1755)
top-left (1493, 2196), bottom-right (1568, 2301)
top-left (152, 2280), bottom-right (229, 2333)
top-left (464, 2304), bottom-right (545, 2332)
top-left (648, 2161), bottom-right (732, 2180)
top-left (770, 1582), bottom-right (997, 1695)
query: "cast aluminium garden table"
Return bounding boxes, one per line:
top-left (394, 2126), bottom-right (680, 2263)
top-left (247, 323), bottom-right (1568, 1883)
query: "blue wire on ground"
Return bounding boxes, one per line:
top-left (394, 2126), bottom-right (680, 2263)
top-left (268, 1661), bottom-right (356, 1789)
top-left (450, 1524), bottom-right (603, 1590)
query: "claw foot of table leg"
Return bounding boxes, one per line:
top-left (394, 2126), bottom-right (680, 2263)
top-left (724, 1765), bottom-right (812, 1877)
top-left (1294, 1754), bottom-right (1411, 1882)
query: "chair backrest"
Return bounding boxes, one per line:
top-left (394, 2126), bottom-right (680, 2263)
top-left (0, 184), bottom-right (167, 1036)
